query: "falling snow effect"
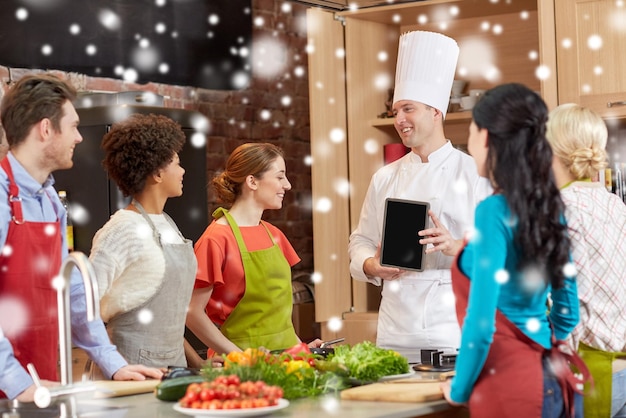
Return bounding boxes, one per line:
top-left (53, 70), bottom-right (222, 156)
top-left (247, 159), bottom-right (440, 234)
top-left (0, 0), bottom-right (616, 345)
top-left (0, 0), bottom-right (252, 90)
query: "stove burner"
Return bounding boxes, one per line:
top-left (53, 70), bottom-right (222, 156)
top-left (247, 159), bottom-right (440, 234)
top-left (413, 349), bottom-right (456, 372)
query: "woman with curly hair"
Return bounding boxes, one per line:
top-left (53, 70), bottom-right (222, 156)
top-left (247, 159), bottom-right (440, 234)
top-left (547, 103), bottom-right (626, 418)
top-left (441, 84), bottom-right (589, 417)
top-left (186, 143), bottom-right (321, 358)
top-left (88, 113), bottom-right (197, 370)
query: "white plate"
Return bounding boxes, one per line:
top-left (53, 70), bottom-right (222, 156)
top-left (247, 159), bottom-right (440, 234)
top-left (173, 398), bottom-right (289, 417)
top-left (378, 369), bottom-right (416, 381)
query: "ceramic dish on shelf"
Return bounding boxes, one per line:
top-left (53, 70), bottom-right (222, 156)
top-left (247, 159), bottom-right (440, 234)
top-left (173, 399), bottom-right (289, 417)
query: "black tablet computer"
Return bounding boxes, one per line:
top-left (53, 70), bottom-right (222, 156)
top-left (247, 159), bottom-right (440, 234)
top-left (380, 198), bottom-right (430, 272)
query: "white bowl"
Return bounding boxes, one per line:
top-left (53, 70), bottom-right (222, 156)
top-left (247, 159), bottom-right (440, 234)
top-left (468, 89), bottom-right (486, 98)
top-left (460, 95), bottom-right (477, 110)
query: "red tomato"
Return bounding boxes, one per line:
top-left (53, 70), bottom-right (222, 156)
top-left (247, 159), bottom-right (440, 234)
top-left (199, 388), bottom-right (215, 402)
top-left (264, 385), bottom-right (283, 401)
top-left (240, 398), bottom-right (254, 409)
top-left (208, 399), bottom-right (222, 410)
top-left (186, 382), bottom-right (202, 394)
top-left (182, 391), bottom-right (199, 404)
top-left (252, 398), bottom-right (270, 408)
top-left (226, 374), bottom-right (241, 386)
top-left (222, 400), bottom-right (235, 410)
top-left (213, 376), bottom-right (229, 386)
top-left (284, 342), bottom-right (311, 359)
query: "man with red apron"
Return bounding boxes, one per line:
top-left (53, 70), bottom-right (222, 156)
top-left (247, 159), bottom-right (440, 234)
top-left (0, 74), bottom-right (161, 402)
top-left (0, 158), bottom-right (61, 397)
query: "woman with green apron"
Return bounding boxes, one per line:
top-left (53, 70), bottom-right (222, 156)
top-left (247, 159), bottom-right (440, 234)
top-left (187, 143), bottom-right (320, 357)
top-left (546, 104), bottom-right (626, 418)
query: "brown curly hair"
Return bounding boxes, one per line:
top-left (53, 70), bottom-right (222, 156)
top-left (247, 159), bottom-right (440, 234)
top-left (101, 113), bottom-right (185, 196)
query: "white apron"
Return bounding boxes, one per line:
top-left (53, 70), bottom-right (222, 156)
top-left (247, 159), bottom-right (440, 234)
top-left (377, 270), bottom-right (459, 363)
top-left (367, 145), bottom-right (487, 363)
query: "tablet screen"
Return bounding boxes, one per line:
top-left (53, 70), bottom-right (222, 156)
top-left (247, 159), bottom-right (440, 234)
top-left (380, 198), bottom-right (430, 272)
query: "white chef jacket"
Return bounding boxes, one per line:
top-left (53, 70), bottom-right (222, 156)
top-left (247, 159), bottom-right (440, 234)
top-left (349, 141), bottom-right (492, 363)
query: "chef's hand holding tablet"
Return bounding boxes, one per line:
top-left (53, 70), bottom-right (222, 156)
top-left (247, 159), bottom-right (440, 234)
top-left (363, 243), bottom-right (403, 281)
top-left (418, 210), bottom-right (464, 257)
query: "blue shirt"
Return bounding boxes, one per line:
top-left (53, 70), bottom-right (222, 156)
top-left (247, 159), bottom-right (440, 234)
top-left (450, 194), bottom-right (579, 403)
top-left (0, 153), bottom-right (127, 399)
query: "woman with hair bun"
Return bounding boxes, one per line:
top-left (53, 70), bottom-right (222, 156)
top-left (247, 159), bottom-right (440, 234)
top-left (187, 143), bottom-right (320, 359)
top-left (547, 103), bottom-right (626, 418)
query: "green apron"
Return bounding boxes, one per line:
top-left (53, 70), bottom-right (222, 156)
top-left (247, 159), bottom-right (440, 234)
top-left (216, 208), bottom-right (299, 351)
top-left (579, 342), bottom-right (626, 418)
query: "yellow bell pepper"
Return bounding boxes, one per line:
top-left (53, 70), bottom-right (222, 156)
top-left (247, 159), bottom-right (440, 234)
top-left (284, 359), bottom-right (311, 378)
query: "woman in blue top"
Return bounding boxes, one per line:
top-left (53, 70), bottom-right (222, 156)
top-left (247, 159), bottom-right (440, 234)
top-left (440, 83), bottom-right (589, 418)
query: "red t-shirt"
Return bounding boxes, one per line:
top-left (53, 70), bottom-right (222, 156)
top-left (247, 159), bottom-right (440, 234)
top-left (194, 220), bottom-right (300, 325)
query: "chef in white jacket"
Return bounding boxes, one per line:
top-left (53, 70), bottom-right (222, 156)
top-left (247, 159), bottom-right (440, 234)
top-left (348, 31), bottom-right (492, 363)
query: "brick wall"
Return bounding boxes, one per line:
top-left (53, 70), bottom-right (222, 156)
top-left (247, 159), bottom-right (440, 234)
top-left (0, 0), bottom-right (314, 276)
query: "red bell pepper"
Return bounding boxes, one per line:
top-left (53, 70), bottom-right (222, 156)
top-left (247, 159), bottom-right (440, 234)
top-left (283, 342), bottom-right (315, 366)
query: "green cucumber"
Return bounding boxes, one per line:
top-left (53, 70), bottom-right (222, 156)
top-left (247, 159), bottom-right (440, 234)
top-left (155, 375), bottom-right (206, 402)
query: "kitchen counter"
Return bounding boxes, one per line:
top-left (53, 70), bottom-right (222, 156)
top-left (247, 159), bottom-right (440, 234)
top-left (0, 372), bottom-right (467, 418)
top-left (74, 391), bottom-right (467, 418)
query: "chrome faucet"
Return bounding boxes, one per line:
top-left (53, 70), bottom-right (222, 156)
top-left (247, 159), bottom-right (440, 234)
top-left (55, 251), bottom-right (100, 385)
top-left (27, 251), bottom-right (99, 417)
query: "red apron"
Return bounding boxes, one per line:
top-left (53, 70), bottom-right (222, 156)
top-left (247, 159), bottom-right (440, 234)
top-left (0, 157), bottom-right (61, 397)
top-left (451, 247), bottom-right (589, 418)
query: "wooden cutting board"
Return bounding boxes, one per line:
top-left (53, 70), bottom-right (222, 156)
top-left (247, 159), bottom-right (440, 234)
top-left (340, 381), bottom-right (443, 403)
top-left (91, 379), bottom-right (160, 398)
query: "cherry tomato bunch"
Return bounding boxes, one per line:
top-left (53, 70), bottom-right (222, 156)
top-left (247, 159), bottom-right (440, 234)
top-left (179, 374), bottom-right (284, 410)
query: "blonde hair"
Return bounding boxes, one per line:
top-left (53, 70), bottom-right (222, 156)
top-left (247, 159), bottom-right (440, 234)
top-left (546, 103), bottom-right (608, 179)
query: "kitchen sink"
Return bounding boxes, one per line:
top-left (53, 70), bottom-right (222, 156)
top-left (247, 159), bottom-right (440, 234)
top-left (0, 398), bottom-right (126, 418)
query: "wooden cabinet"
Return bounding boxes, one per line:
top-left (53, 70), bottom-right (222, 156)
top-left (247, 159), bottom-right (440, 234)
top-left (71, 347), bottom-right (90, 382)
top-left (555, 0), bottom-right (626, 119)
top-left (306, 0), bottom-right (558, 341)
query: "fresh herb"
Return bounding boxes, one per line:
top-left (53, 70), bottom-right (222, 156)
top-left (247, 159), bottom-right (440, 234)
top-left (328, 341), bottom-right (409, 382)
top-left (201, 348), bottom-right (347, 400)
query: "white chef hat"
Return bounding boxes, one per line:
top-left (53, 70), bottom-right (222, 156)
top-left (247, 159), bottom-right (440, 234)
top-left (393, 31), bottom-right (459, 119)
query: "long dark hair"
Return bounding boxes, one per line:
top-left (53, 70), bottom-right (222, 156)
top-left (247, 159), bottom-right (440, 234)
top-left (472, 83), bottom-right (570, 289)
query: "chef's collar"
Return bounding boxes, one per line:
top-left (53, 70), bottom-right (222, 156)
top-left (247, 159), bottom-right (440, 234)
top-left (408, 141), bottom-right (454, 164)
